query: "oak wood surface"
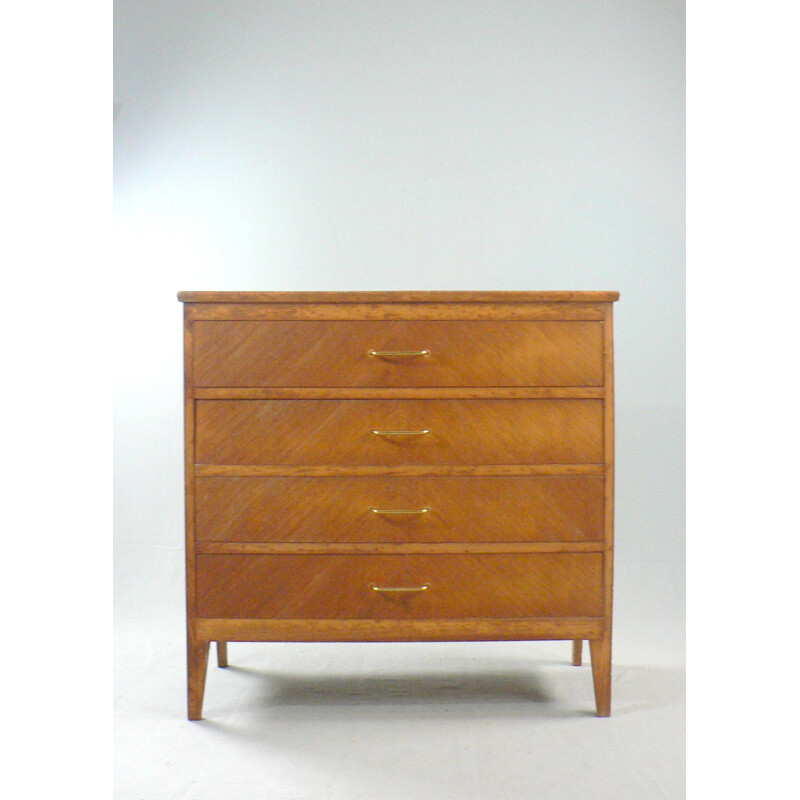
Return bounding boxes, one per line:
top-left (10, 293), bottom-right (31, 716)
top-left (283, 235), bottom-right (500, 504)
top-left (192, 320), bottom-right (603, 387)
top-left (178, 291), bottom-right (620, 304)
top-left (187, 639), bottom-right (209, 721)
top-left (183, 307), bottom-right (205, 720)
top-left (195, 399), bottom-right (604, 466)
top-left (195, 387), bottom-right (605, 399)
top-left (183, 302), bottom-right (608, 322)
top-left (194, 475), bottom-right (604, 543)
top-left (195, 553), bottom-right (604, 620)
top-left (590, 635), bottom-right (612, 716)
top-left (196, 542), bottom-right (604, 555)
top-left (195, 464), bottom-right (605, 477)
top-left (603, 303), bottom-right (615, 624)
top-left (195, 617), bottom-right (607, 642)
top-left (180, 290), bottom-right (618, 718)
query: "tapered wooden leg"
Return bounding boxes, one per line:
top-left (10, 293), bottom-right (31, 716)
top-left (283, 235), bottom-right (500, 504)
top-left (572, 638), bottom-right (583, 666)
top-left (589, 636), bottom-right (612, 717)
top-left (187, 638), bottom-right (210, 720)
top-left (217, 641), bottom-right (228, 668)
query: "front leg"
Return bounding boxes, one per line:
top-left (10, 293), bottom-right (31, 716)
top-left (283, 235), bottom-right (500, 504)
top-left (187, 637), bottom-right (210, 720)
top-left (589, 635), bottom-right (611, 717)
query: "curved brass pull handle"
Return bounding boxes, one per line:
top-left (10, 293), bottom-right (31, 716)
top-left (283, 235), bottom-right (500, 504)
top-left (367, 349), bottom-right (430, 358)
top-left (369, 583), bottom-right (430, 593)
top-left (370, 429), bottom-right (430, 437)
top-left (370, 507), bottom-right (430, 515)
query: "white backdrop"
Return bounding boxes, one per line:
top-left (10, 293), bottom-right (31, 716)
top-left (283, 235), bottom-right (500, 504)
top-left (114, 0), bottom-right (684, 666)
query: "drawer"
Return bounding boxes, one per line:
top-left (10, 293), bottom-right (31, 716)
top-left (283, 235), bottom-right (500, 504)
top-left (195, 553), bottom-right (604, 619)
top-left (195, 476), bottom-right (604, 543)
top-left (195, 399), bottom-right (603, 466)
top-left (192, 320), bottom-right (604, 387)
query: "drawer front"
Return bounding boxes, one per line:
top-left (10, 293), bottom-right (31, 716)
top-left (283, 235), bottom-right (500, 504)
top-left (192, 320), bottom-right (604, 387)
top-left (195, 553), bottom-right (604, 619)
top-left (195, 476), bottom-right (604, 543)
top-left (195, 399), bottom-right (603, 466)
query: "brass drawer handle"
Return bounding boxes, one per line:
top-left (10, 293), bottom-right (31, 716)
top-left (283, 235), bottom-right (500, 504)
top-left (370, 507), bottom-right (430, 515)
top-left (367, 349), bottom-right (430, 358)
top-left (369, 583), bottom-right (430, 593)
top-left (370, 429), bottom-right (430, 437)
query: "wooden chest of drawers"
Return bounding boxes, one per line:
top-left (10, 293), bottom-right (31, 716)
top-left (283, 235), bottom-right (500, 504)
top-left (178, 291), bottom-right (619, 719)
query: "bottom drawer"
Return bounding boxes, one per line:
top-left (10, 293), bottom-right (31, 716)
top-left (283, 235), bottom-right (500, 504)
top-left (195, 553), bottom-right (603, 619)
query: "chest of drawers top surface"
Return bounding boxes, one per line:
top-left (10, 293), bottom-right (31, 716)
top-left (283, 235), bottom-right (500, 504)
top-left (179, 290), bottom-right (618, 719)
top-left (178, 290), bottom-right (620, 302)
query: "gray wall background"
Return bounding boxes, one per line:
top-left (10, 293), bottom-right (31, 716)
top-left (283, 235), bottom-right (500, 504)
top-left (113, 0), bottom-right (684, 665)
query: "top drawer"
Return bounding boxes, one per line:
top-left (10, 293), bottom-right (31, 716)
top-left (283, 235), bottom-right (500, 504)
top-left (192, 320), bottom-right (604, 387)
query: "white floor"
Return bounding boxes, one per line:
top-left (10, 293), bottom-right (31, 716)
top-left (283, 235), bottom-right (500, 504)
top-left (114, 626), bottom-right (684, 799)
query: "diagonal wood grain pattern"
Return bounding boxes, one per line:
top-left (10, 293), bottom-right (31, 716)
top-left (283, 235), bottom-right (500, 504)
top-left (195, 553), bottom-right (604, 619)
top-left (192, 320), bottom-right (604, 387)
top-left (194, 475), bottom-right (604, 543)
top-left (195, 398), bottom-right (603, 466)
top-left (180, 291), bottom-right (618, 718)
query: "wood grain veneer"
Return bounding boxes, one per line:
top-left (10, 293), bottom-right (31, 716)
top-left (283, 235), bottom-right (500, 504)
top-left (194, 475), bottom-right (604, 544)
top-left (179, 291), bottom-right (620, 304)
top-left (195, 553), bottom-right (604, 619)
top-left (179, 290), bottom-right (618, 719)
top-left (192, 320), bottom-right (604, 387)
top-left (195, 399), bottom-right (603, 466)
top-left (194, 617), bottom-right (606, 642)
